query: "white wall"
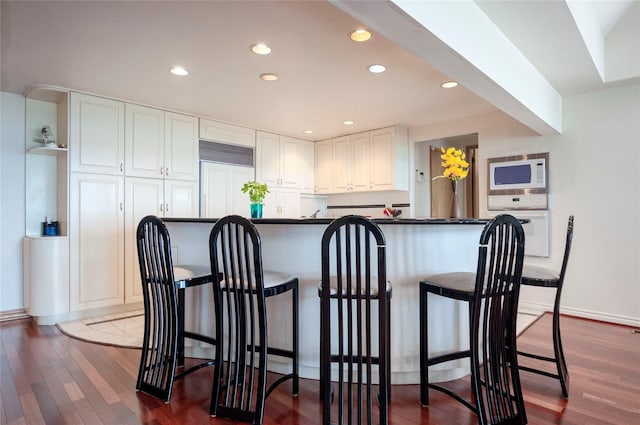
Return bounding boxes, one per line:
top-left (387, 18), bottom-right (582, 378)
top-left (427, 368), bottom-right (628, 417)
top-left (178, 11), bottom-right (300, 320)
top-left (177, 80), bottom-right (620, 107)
top-left (1, 91), bottom-right (26, 312)
top-left (409, 83), bottom-right (640, 326)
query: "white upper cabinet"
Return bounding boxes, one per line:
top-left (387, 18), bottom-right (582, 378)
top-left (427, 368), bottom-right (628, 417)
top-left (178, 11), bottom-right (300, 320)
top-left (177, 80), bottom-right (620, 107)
top-left (315, 139), bottom-right (333, 194)
top-left (125, 106), bottom-right (198, 181)
top-left (332, 135), bottom-right (351, 193)
top-left (350, 131), bottom-right (370, 191)
top-left (125, 104), bottom-right (164, 178)
top-left (164, 112), bottom-right (199, 181)
top-left (256, 131), bottom-right (303, 189)
top-left (370, 127), bottom-right (409, 191)
top-left (70, 92), bottom-right (125, 175)
top-left (199, 118), bottom-right (255, 148)
top-left (299, 140), bottom-right (315, 193)
top-left (316, 126), bottom-right (409, 194)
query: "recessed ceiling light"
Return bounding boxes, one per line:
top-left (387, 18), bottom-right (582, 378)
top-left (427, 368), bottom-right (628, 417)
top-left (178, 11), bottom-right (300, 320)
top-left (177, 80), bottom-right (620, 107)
top-left (441, 81), bottom-right (458, 88)
top-left (350, 29), bottom-right (371, 42)
top-left (368, 64), bottom-right (386, 74)
top-left (170, 66), bottom-right (188, 76)
top-left (251, 43), bottom-right (271, 55)
top-left (344, 120), bottom-right (355, 125)
top-left (303, 130), bottom-right (313, 134)
top-left (259, 73), bottom-right (278, 81)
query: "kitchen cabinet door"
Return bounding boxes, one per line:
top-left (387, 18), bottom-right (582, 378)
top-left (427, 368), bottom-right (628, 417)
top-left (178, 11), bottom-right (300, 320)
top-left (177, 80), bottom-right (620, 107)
top-left (279, 135), bottom-right (300, 187)
top-left (200, 162), bottom-right (254, 218)
top-left (70, 173), bottom-right (124, 311)
top-left (125, 104), bottom-right (164, 178)
top-left (332, 135), bottom-right (350, 193)
top-left (124, 177), bottom-right (163, 304)
top-left (256, 131), bottom-right (301, 189)
top-left (370, 127), bottom-right (408, 191)
top-left (256, 131), bottom-right (280, 187)
top-left (70, 93), bottom-right (124, 175)
top-left (165, 112), bottom-right (199, 181)
top-left (350, 131), bottom-right (370, 191)
top-left (299, 140), bottom-right (315, 193)
top-left (263, 187), bottom-right (300, 218)
top-left (164, 180), bottom-right (199, 218)
top-left (315, 139), bottom-right (333, 194)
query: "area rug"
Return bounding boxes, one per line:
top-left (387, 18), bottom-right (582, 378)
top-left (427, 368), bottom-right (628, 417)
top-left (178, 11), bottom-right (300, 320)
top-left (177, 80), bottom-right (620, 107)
top-left (57, 310), bottom-right (145, 349)
top-left (57, 309), bottom-right (543, 350)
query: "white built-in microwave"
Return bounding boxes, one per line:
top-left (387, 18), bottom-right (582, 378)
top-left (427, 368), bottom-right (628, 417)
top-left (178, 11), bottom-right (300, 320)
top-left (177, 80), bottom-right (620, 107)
top-left (488, 153), bottom-right (548, 195)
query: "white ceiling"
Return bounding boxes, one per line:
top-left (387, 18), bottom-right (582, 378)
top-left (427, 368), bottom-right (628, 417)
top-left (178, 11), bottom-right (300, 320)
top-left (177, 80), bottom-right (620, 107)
top-left (1, 0), bottom-right (638, 141)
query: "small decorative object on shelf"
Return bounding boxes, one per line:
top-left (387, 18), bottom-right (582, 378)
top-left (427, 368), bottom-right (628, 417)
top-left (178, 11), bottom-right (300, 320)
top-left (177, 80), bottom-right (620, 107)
top-left (241, 181), bottom-right (269, 219)
top-left (433, 147), bottom-right (469, 218)
top-left (39, 125), bottom-right (57, 148)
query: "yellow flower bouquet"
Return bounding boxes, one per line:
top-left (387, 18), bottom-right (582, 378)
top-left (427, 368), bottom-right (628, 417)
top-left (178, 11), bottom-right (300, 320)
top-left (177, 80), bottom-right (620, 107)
top-left (434, 147), bottom-right (469, 181)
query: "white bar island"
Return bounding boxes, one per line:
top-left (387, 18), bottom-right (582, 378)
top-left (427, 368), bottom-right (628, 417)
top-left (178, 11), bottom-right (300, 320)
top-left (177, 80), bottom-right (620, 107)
top-left (163, 217), bottom-right (490, 384)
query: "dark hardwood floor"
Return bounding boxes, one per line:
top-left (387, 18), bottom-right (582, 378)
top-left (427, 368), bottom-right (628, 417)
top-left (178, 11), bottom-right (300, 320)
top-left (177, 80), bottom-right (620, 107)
top-left (1, 313), bottom-right (638, 424)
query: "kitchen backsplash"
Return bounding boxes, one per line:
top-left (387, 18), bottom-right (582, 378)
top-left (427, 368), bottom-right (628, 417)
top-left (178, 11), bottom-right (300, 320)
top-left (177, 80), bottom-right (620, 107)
top-left (326, 191), bottom-right (410, 218)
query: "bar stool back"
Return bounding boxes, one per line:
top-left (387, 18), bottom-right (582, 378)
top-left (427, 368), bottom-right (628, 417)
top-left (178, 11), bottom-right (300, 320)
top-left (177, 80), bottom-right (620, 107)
top-left (208, 215), bottom-right (298, 424)
top-left (518, 215), bottom-right (574, 398)
top-left (135, 215), bottom-right (213, 403)
top-left (319, 215), bottom-right (391, 425)
top-left (419, 214), bottom-right (527, 425)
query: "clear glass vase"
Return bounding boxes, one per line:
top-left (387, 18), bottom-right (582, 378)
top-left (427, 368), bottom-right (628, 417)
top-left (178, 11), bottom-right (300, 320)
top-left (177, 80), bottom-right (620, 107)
top-left (450, 180), bottom-right (461, 218)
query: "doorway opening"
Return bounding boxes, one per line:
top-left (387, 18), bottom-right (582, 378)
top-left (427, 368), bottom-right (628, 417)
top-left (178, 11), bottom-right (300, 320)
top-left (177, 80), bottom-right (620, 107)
top-left (414, 134), bottom-right (479, 218)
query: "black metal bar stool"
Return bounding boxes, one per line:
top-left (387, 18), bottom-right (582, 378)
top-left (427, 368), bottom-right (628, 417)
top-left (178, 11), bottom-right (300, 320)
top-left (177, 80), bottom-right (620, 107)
top-left (319, 215), bottom-right (391, 425)
top-left (518, 215), bottom-right (574, 398)
top-left (419, 214), bottom-right (527, 425)
top-left (135, 216), bottom-right (215, 403)
top-left (208, 215), bottom-right (298, 424)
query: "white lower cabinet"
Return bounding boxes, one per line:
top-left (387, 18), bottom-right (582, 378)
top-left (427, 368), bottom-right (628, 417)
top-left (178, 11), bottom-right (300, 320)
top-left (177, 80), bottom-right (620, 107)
top-left (70, 173), bottom-right (125, 311)
top-left (263, 188), bottom-right (300, 218)
top-left (200, 162), bottom-right (254, 218)
top-left (124, 177), bottom-right (198, 304)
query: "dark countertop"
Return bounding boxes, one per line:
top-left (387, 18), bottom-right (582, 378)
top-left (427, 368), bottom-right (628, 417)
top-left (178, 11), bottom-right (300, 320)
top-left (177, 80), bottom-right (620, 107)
top-left (162, 217), bottom-right (501, 225)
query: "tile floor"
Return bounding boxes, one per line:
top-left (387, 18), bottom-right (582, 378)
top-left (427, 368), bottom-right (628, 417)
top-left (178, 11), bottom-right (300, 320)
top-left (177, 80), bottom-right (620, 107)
top-left (57, 310), bottom-right (145, 348)
top-left (57, 310), bottom-right (543, 349)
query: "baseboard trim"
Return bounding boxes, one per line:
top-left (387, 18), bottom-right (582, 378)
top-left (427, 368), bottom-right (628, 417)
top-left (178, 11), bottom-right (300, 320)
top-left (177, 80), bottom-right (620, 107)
top-left (519, 301), bottom-right (640, 328)
top-left (0, 309), bottom-right (29, 322)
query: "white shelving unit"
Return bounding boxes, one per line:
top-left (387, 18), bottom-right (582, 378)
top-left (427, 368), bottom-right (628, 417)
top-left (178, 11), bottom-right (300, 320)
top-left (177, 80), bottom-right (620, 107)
top-left (24, 85), bottom-right (70, 321)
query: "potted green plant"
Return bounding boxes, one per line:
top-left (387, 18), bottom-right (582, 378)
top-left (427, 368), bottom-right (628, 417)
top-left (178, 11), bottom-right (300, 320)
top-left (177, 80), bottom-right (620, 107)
top-left (241, 181), bottom-right (269, 218)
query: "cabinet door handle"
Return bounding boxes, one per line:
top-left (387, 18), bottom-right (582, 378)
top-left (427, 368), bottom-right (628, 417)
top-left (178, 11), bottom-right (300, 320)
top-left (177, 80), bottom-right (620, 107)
top-left (165, 203), bottom-right (169, 213)
top-left (160, 203), bottom-right (164, 212)
top-left (160, 167), bottom-right (164, 176)
top-left (120, 163), bottom-right (123, 172)
top-left (120, 202), bottom-right (123, 211)
top-left (166, 168), bottom-right (170, 176)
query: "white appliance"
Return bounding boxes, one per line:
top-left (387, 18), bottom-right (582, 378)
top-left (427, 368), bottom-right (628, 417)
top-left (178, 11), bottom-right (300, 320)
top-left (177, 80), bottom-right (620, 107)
top-left (487, 209), bottom-right (549, 257)
top-left (488, 153), bottom-right (548, 207)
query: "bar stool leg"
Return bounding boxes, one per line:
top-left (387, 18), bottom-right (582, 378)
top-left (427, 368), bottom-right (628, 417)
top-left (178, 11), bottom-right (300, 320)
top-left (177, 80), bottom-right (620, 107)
top-left (177, 287), bottom-right (185, 368)
top-left (292, 281), bottom-right (299, 396)
top-left (552, 290), bottom-right (569, 398)
top-left (419, 283), bottom-right (429, 406)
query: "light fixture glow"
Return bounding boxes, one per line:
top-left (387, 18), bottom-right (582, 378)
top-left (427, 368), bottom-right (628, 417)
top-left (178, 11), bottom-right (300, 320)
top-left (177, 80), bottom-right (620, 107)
top-left (259, 73), bottom-right (279, 81)
top-left (170, 66), bottom-right (188, 76)
top-left (441, 81), bottom-right (458, 88)
top-left (368, 64), bottom-right (386, 74)
top-left (303, 130), bottom-right (313, 134)
top-left (343, 120), bottom-right (355, 125)
top-left (251, 43), bottom-right (272, 55)
top-left (350, 29), bottom-right (371, 42)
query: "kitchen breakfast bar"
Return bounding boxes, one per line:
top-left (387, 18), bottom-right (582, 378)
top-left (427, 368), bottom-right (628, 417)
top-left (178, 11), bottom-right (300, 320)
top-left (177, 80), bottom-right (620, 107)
top-left (163, 217), bottom-right (492, 385)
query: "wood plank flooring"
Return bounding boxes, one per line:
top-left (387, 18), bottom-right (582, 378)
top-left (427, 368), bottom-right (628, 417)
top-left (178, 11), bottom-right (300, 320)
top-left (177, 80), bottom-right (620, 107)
top-left (1, 313), bottom-right (638, 424)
